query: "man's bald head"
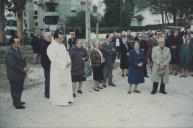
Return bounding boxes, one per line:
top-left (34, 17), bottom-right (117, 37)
top-left (158, 37), bottom-right (165, 48)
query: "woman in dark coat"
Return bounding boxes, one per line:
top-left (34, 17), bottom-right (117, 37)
top-left (120, 37), bottom-right (131, 77)
top-left (167, 30), bottom-right (182, 75)
top-left (90, 40), bottom-right (105, 91)
top-left (180, 36), bottom-right (193, 77)
top-left (128, 41), bottom-right (146, 94)
top-left (69, 40), bottom-right (86, 97)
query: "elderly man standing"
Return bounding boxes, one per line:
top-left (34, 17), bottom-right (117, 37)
top-left (151, 38), bottom-right (171, 94)
top-left (40, 31), bottom-right (52, 98)
top-left (5, 36), bottom-right (29, 109)
top-left (101, 33), bottom-right (116, 88)
top-left (47, 30), bottom-right (73, 106)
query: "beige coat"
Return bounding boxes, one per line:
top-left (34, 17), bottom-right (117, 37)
top-left (151, 46), bottom-right (171, 83)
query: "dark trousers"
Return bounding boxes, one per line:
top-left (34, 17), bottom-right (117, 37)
top-left (116, 46), bottom-right (121, 58)
top-left (143, 64), bottom-right (148, 76)
top-left (152, 77), bottom-right (166, 93)
top-left (103, 64), bottom-right (113, 85)
top-left (9, 80), bottom-right (24, 106)
top-left (44, 69), bottom-right (50, 98)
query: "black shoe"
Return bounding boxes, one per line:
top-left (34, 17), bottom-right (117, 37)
top-left (127, 90), bottom-right (132, 94)
top-left (179, 75), bottom-right (185, 77)
top-left (68, 102), bottom-right (73, 104)
top-left (77, 90), bottom-right (83, 94)
top-left (121, 74), bottom-right (124, 77)
top-left (73, 93), bottom-right (76, 98)
top-left (20, 102), bottom-right (26, 105)
top-left (14, 105), bottom-right (26, 109)
top-left (44, 93), bottom-right (49, 98)
top-left (151, 91), bottom-right (156, 95)
top-left (134, 90), bottom-right (141, 93)
top-left (144, 75), bottom-right (149, 78)
top-left (97, 87), bottom-right (103, 89)
top-left (126, 74), bottom-right (128, 76)
top-left (103, 85), bottom-right (106, 88)
top-left (160, 91), bottom-right (167, 94)
top-left (109, 83), bottom-right (116, 86)
top-left (174, 73), bottom-right (178, 76)
top-left (94, 88), bottom-right (100, 91)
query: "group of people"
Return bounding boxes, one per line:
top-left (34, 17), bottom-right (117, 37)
top-left (4, 26), bottom-right (193, 109)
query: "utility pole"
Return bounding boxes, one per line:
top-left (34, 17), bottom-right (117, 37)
top-left (86, 0), bottom-right (91, 50)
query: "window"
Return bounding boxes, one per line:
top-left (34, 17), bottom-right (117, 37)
top-left (34, 11), bottom-right (38, 15)
top-left (34, 16), bottom-right (38, 20)
top-left (44, 16), bottom-right (59, 25)
top-left (35, 22), bottom-right (38, 26)
top-left (24, 11), bottom-right (27, 17)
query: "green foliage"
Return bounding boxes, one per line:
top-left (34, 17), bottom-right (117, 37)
top-left (142, 0), bottom-right (193, 26)
top-left (103, 0), bottom-right (134, 27)
top-left (65, 11), bottom-right (98, 38)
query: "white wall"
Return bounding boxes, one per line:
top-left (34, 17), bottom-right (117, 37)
top-left (131, 8), bottom-right (173, 26)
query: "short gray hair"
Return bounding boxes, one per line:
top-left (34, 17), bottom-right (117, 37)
top-left (92, 39), bottom-right (100, 47)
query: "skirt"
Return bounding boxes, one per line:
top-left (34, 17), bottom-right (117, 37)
top-left (71, 74), bottom-right (85, 82)
top-left (92, 65), bottom-right (103, 81)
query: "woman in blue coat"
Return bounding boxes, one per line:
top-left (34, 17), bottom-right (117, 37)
top-left (128, 41), bottom-right (146, 94)
top-left (180, 36), bottom-right (193, 77)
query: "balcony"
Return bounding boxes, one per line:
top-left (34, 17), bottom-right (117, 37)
top-left (44, 11), bottom-right (59, 16)
top-left (44, 0), bottom-right (58, 4)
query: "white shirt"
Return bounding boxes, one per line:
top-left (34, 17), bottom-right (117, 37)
top-left (115, 38), bottom-right (120, 46)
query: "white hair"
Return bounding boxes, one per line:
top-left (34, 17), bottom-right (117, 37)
top-left (92, 39), bottom-right (100, 47)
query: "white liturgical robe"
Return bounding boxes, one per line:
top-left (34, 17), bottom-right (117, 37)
top-left (47, 39), bottom-right (73, 106)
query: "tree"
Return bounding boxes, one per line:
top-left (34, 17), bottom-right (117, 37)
top-left (65, 11), bottom-right (97, 37)
top-left (103, 0), bottom-right (134, 28)
top-left (142, 0), bottom-right (193, 26)
top-left (6, 0), bottom-right (29, 38)
top-left (0, 0), bottom-right (6, 45)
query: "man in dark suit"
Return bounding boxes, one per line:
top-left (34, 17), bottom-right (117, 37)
top-left (5, 36), bottom-right (29, 109)
top-left (101, 33), bottom-right (116, 88)
top-left (40, 32), bottom-right (51, 98)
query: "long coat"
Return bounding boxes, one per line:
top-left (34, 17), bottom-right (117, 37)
top-left (101, 42), bottom-right (116, 66)
top-left (47, 40), bottom-right (73, 106)
top-left (30, 36), bottom-right (41, 53)
top-left (5, 47), bottom-right (27, 81)
top-left (180, 43), bottom-right (193, 69)
top-left (120, 44), bottom-right (129, 69)
top-left (151, 46), bottom-right (171, 83)
top-left (128, 49), bottom-right (146, 84)
top-left (167, 36), bottom-right (182, 64)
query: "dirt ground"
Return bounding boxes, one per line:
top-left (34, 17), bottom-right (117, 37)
top-left (0, 62), bottom-right (193, 128)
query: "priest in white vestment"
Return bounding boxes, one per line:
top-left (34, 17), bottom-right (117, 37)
top-left (47, 31), bottom-right (73, 106)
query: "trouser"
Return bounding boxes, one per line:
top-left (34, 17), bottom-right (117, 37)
top-left (152, 77), bottom-right (166, 93)
top-left (9, 80), bottom-right (24, 106)
top-left (143, 64), bottom-right (147, 76)
top-left (103, 64), bottom-right (113, 85)
top-left (33, 53), bottom-right (41, 63)
top-left (116, 46), bottom-right (121, 58)
top-left (44, 69), bottom-right (50, 98)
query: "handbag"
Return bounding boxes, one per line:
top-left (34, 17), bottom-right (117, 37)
top-left (157, 68), bottom-right (165, 76)
top-left (83, 61), bottom-right (92, 77)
